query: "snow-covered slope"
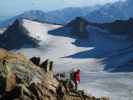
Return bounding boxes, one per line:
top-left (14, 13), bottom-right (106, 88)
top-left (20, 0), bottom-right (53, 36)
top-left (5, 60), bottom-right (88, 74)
top-left (22, 19), bottom-right (62, 41)
top-left (0, 28), bottom-right (6, 34)
top-left (14, 19), bottom-right (133, 100)
top-left (0, 19), bottom-right (62, 50)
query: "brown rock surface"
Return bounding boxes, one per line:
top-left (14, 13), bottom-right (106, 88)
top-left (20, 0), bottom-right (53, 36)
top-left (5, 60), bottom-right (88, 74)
top-left (0, 49), bottom-right (109, 100)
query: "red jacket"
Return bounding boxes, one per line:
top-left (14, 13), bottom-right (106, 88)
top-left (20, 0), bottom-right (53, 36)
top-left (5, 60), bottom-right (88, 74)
top-left (74, 70), bottom-right (80, 82)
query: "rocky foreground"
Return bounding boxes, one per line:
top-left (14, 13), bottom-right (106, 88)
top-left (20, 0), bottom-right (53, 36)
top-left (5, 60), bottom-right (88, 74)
top-left (0, 49), bottom-right (109, 100)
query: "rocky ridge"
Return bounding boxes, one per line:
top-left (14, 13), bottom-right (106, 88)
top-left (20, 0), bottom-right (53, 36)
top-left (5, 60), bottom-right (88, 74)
top-left (0, 49), bottom-right (109, 100)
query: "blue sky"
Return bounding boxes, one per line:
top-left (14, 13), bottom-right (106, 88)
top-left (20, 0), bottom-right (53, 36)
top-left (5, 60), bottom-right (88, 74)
top-left (0, 0), bottom-right (125, 21)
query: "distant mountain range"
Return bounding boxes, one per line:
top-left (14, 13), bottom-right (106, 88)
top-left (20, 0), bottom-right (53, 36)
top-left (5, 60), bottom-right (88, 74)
top-left (1, 0), bottom-right (133, 28)
top-left (87, 0), bottom-right (133, 22)
top-left (0, 6), bottom-right (99, 28)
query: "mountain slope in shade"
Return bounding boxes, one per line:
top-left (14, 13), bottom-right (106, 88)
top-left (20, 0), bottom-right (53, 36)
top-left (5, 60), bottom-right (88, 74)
top-left (100, 18), bottom-right (133, 36)
top-left (89, 18), bottom-right (133, 40)
top-left (0, 19), bottom-right (38, 50)
top-left (0, 19), bottom-right (62, 50)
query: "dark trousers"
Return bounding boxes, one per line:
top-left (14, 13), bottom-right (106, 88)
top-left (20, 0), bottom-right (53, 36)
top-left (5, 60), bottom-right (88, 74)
top-left (74, 81), bottom-right (78, 91)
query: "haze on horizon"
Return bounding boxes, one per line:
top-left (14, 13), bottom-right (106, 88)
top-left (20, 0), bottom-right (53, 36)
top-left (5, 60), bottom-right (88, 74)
top-left (0, 0), bottom-right (126, 21)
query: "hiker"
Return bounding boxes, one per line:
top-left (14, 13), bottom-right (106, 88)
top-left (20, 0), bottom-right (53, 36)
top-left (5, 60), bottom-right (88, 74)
top-left (66, 70), bottom-right (75, 92)
top-left (0, 60), bottom-right (7, 94)
top-left (63, 79), bottom-right (70, 93)
top-left (73, 69), bottom-right (80, 91)
top-left (55, 72), bottom-right (66, 81)
top-left (56, 82), bottom-right (65, 100)
top-left (55, 72), bottom-right (70, 93)
top-left (68, 79), bottom-right (75, 92)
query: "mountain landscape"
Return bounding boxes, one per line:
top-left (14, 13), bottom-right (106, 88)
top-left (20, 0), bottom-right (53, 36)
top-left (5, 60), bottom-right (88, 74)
top-left (0, 16), bottom-right (133, 99)
top-left (0, 0), bottom-right (133, 28)
top-left (0, 7), bottom-right (97, 28)
top-left (0, 0), bottom-right (133, 100)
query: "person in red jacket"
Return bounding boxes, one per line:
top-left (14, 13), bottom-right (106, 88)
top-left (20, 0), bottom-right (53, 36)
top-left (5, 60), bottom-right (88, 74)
top-left (73, 69), bottom-right (80, 91)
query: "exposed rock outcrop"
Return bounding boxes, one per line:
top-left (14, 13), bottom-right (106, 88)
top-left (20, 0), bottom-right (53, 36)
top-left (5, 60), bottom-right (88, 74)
top-left (0, 49), bottom-right (109, 100)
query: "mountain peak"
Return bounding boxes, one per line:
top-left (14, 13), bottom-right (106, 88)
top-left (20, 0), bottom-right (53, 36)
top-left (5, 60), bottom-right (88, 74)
top-left (68, 17), bottom-right (88, 25)
top-left (0, 19), bottom-right (38, 50)
top-left (12, 19), bottom-right (21, 26)
top-left (6, 19), bottom-right (24, 32)
top-left (67, 17), bottom-right (89, 38)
